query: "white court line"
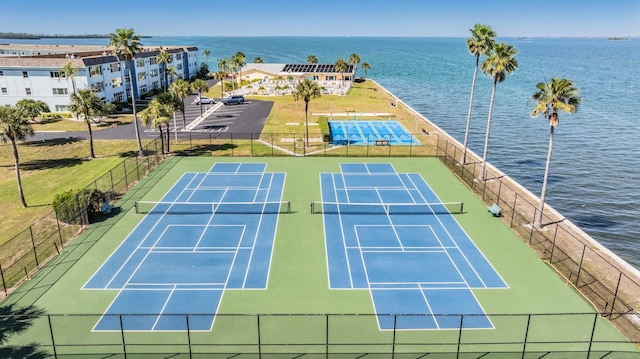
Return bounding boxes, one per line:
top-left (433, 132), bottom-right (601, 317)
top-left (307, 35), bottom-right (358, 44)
top-left (374, 188), bottom-right (404, 251)
top-left (418, 283), bottom-right (441, 329)
top-left (151, 284), bottom-right (177, 330)
top-left (241, 172), bottom-right (273, 288)
top-left (332, 173), bottom-right (355, 288)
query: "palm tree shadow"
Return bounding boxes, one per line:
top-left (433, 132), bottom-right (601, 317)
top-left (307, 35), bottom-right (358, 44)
top-left (0, 304), bottom-right (48, 359)
top-left (24, 137), bottom-right (84, 147)
top-left (21, 158), bottom-right (86, 171)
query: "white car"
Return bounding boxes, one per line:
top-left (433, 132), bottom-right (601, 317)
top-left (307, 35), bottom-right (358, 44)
top-left (194, 96), bottom-right (214, 105)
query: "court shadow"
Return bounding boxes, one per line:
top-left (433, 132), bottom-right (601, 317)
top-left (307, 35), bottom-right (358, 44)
top-left (0, 304), bottom-right (47, 359)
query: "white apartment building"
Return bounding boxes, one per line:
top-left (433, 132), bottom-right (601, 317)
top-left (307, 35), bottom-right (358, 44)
top-left (0, 44), bottom-right (200, 112)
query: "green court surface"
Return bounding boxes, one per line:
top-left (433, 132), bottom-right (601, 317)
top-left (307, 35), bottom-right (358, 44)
top-left (2, 157), bottom-right (638, 358)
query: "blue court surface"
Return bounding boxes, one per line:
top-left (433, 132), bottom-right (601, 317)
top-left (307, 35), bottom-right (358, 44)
top-left (84, 163), bottom-right (285, 331)
top-left (329, 120), bottom-right (420, 146)
top-left (320, 163), bottom-right (507, 330)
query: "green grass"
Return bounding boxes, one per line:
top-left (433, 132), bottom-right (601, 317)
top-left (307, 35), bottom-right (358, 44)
top-left (30, 114), bottom-right (134, 132)
top-left (0, 139), bottom-right (140, 244)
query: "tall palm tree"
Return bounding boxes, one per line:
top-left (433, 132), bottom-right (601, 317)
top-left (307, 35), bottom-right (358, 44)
top-left (69, 89), bottom-right (103, 158)
top-left (462, 24), bottom-right (497, 166)
top-left (292, 78), bottom-right (322, 147)
top-left (531, 78), bottom-right (581, 228)
top-left (349, 53), bottom-right (361, 79)
top-left (166, 66), bottom-right (177, 84)
top-left (191, 78), bottom-right (209, 117)
top-left (157, 48), bottom-right (172, 91)
top-left (480, 42), bottom-right (518, 181)
top-left (109, 28), bottom-right (144, 156)
top-left (202, 49), bottom-right (212, 68)
top-left (334, 59), bottom-right (348, 86)
top-left (0, 106), bottom-right (33, 207)
top-left (60, 61), bottom-right (79, 94)
top-left (253, 57), bottom-right (263, 63)
top-left (139, 97), bottom-right (172, 154)
top-left (307, 55), bottom-right (318, 64)
top-left (218, 58), bottom-right (231, 93)
top-left (361, 62), bottom-right (371, 79)
top-left (169, 79), bottom-right (191, 128)
top-left (214, 70), bottom-right (227, 98)
top-left (232, 52), bottom-right (246, 90)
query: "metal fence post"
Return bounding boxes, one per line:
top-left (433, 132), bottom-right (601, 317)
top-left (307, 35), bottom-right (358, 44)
top-left (257, 314), bottom-right (262, 359)
top-left (325, 314), bottom-right (329, 359)
top-left (30, 227), bottom-right (39, 267)
top-left (0, 264), bottom-right (7, 295)
top-left (47, 314), bottom-right (58, 359)
top-left (250, 133), bottom-right (254, 157)
top-left (456, 314), bottom-right (464, 359)
top-left (521, 314), bottom-right (531, 359)
top-left (576, 245), bottom-right (587, 286)
top-left (392, 314), bottom-right (397, 359)
top-left (123, 161), bottom-right (128, 189)
top-left (186, 315), bottom-right (193, 359)
top-left (587, 313), bottom-right (598, 359)
top-left (511, 193), bottom-right (518, 228)
top-left (119, 315), bottom-right (128, 359)
top-left (609, 272), bottom-right (623, 318)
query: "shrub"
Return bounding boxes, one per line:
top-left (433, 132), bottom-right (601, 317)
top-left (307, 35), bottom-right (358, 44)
top-left (52, 188), bottom-right (105, 224)
top-left (41, 112), bottom-right (72, 119)
top-left (318, 115), bottom-right (331, 143)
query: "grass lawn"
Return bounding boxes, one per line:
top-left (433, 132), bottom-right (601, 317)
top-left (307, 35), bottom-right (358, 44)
top-left (0, 139), bottom-right (140, 245)
top-left (31, 114), bottom-right (134, 132)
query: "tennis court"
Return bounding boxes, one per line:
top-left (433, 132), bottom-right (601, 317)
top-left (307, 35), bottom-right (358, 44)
top-left (83, 162), bottom-right (287, 331)
top-left (318, 163), bottom-right (507, 330)
top-left (329, 120), bottom-right (419, 145)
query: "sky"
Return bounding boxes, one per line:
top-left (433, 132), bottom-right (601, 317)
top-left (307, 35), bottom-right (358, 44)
top-left (1, 0), bottom-right (638, 37)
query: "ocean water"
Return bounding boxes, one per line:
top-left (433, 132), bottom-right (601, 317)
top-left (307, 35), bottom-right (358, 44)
top-left (3, 36), bottom-right (639, 268)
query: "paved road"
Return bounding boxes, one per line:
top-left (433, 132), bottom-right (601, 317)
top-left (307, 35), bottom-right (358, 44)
top-left (29, 86), bottom-right (273, 142)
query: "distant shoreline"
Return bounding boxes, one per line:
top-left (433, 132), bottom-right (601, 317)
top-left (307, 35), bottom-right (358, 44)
top-left (0, 32), bottom-right (152, 39)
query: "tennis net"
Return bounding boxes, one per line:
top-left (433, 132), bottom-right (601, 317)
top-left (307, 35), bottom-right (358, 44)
top-left (310, 201), bottom-right (464, 215)
top-left (135, 200), bottom-right (292, 215)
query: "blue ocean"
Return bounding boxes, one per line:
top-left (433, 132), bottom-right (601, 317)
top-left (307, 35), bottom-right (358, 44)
top-left (3, 36), bottom-right (639, 268)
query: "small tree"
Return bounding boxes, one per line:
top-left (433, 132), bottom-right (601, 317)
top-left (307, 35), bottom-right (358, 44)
top-left (15, 99), bottom-right (50, 122)
top-left (349, 53), bottom-right (361, 78)
top-left (139, 98), bottom-right (172, 154)
top-left (253, 57), bottom-right (264, 63)
top-left (157, 48), bottom-right (172, 91)
top-left (292, 79), bottom-right (322, 147)
top-left (307, 55), bottom-right (318, 64)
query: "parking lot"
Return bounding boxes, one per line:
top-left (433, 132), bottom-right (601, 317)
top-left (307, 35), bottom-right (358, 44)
top-left (144, 93), bottom-right (273, 140)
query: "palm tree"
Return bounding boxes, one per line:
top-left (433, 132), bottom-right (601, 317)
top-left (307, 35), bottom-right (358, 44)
top-left (462, 24), bottom-right (497, 166)
top-left (334, 59), bottom-right (348, 86)
top-left (531, 78), bottom-right (581, 228)
top-left (155, 92), bottom-right (181, 150)
top-left (361, 62), bottom-right (371, 79)
top-left (69, 89), bottom-right (103, 158)
top-left (202, 49), bottom-right (212, 68)
top-left (0, 106), bottom-right (33, 207)
top-left (218, 58), bottom-right (231, 93)
top-left (157, 48), bottom-right (172, 91)
top-left (109, 28), bottom-right (144, 156)
top-left (169, 79), bottom-right (191, 128)
top-left (253, 57), bottom-right (263, 63)
top-left (480, 42), bottom-right (518, 181)
top-left (214, 70), bottom-right (227, 98)
top-left (232, 52), bottom-right (246, 90)
top-left (349, 53), bottom-right (361, 79)
top-left (60, 61), bottom-right (79, 94)
top-left (166, 66), bottom-right (177, 84)
top-left (191, 78), bottom-right (209, 117)
top-left (307, 55), bottom-right (318, 64)
top-left (139, 98), bottom-right (172, 154)
top-left (292, 78), bottom-right (322, 147)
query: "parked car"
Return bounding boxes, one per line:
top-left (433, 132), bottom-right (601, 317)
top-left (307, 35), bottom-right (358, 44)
top-left (194, 96), bottom-right (215, 105)
top-left (222, 95), bottom-right (245, 105)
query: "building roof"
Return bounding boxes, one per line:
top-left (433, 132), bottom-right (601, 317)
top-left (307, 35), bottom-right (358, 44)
top-left (243, 63), bottom-right (355, 77)
top-left (0, 44), bottom-right (197, 69)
